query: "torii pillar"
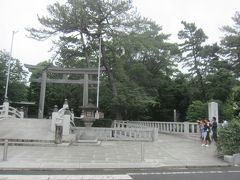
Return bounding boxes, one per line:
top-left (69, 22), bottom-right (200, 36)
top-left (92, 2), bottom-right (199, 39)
top-left (38, 70), bottom-right (47, 119)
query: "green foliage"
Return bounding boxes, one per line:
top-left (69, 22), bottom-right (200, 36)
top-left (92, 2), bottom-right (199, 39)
top-left (92, 118), bottom-right (113, 127)
top-left (217, 86), bottom-right (240, 155)
top-left (24, 0), bottom-right (239, 123)
top-left (143, 73), bottom-right (191, 122)
top-left (27, 0), bottom-right (177, 120)
top-left (220, 102), bottom-right (234, 122)
top-left (221, 11), bottom-right (240, 76)
top-left (217, 118), bottom-right (240, 155)
top-left (186, 100), bottom-right (207, 121)
top-left (178, 21), bottom-right (208, 101)
top-left (0, 50), bottom-right (28, 103)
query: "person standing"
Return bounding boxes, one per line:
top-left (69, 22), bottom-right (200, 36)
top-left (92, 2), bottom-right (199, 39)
top-left (211, 117), bottom-right (218, 142)
top-left (202, 119), bottom-right (211, 147)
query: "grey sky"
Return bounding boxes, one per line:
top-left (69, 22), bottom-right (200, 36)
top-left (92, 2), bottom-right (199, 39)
top-left (0, 0), bottom-right (240, 65)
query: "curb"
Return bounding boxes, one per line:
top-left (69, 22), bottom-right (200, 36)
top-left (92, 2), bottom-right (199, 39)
top-left (0, 164), bottom-right (232, 171)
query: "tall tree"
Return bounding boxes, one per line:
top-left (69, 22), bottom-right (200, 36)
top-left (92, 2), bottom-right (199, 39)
top-left (178, 21), bottom-right (208, 101)
top-left (27, 0), bottom-right (177, 119)
top-left (221, 11), bottom-right (240, 77)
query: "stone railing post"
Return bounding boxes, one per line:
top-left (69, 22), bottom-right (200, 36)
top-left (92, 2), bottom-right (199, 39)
top-left (3, 139), bottom-right (8, 161)
top-left (152, 128), bottom-right (158, 141)
top-left (184, 121), bottom-right (189, 136)
top-left (20, 107), bottom-right (24, 119)
top-left (55, 122), bottom-right (63, 144)
top-left (3, 101), bottom-right (9, 118)
top-left (51, 105), bottom-right (58, 132)
top-left (71, 108), bottom-right (74, 120)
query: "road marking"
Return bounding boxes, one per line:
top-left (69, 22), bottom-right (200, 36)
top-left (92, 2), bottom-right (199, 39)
top-left (129, 170), bottom-right (227, 176)
top-left (0, 174), bottom-right (132, 180)
top-left (227, 170), bottom-right (240, 173)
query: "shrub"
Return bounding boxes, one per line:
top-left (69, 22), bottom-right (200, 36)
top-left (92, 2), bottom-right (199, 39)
top-left (217, 118), bottom-right (240, 155)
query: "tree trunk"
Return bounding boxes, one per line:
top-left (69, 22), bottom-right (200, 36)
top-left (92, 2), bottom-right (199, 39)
top-left (101, 42), bottom-right (122, 120)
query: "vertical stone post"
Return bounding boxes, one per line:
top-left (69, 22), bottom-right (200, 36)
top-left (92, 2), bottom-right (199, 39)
top-left (174, 109), bottom-right (177, 122)
top-left (3, 100), bottom-right (9, 118)
top-left (38, 70), bottom-right (47, 119)
top-left (55, 124), bottom-right (63, 144)
top-left (63, 108), bottom-right (71, 135)
top-left (152, 128), bottom-right (158, 141)
top-left (141, 142), bottom-right (144, 162)
top-left (71, 108), bottom-right (74, 124)
top-left (83, 73), bottom-right (88, 106)
top-left (184, 121), bottom-right (189, 136)
top-left (20, 107), bottom-right (24, 119)
top-left (208, 102), bottom-right (219, 123)
top-left (3, 139), bottom-right (8, 161)
top-left (51, 105), bottom-right (58, 132)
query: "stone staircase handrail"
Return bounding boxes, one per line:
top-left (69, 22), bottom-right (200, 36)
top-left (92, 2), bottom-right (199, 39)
top-left (8, 106), bottom-right (22, 118)
top-left (0, 102), bottom-right (23, 119)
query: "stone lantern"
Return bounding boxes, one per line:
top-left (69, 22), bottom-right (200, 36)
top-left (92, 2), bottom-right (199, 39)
top-left (76, 100), bottom-right (99, 142)
top-left (80, 101), bottom-right (98, 128)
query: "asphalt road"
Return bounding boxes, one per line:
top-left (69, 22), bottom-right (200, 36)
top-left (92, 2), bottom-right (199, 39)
top-left (0, 167), bottom-right (239, 180)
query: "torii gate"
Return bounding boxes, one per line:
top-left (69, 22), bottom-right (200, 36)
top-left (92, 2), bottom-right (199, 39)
top-left (25, 64), bottom-right (101, 119)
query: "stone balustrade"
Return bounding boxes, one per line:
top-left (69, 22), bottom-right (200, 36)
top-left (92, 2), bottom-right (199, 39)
top-left (113, 120), bottom-right (200, 137)
top-left (72, 127), bottom-right (158, 141)
top-left (0, 102), bottom-right (24, 119)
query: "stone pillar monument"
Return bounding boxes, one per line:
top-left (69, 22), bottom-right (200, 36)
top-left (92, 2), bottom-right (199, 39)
top-left (173, 109), bottom-right (177, 122)
top-left (208, 102), bottom-right (218, 123)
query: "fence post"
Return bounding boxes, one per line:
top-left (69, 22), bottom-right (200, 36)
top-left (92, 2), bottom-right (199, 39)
top-left (184, 121), bottom-right (189, 136)
top-left (141, 142), bottom-right (144, 162)
top-left (51, 105), bottom-right (58, 132)
top-left (3, 100), bottom-right (9, 118)
top-left (112, 120), bottom-right (116, 128)
top-left (3, 139), bottom-right (8, 161)
top-left (20, 107), bottom-right (24, 119)
top-left (152, 128), bottom-right (158, 141)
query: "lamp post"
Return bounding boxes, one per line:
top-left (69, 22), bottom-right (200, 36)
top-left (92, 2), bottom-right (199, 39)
top-left (95, 36), bottom-right (102, 119)
top-left (4, 31), bottom-right (18, 101)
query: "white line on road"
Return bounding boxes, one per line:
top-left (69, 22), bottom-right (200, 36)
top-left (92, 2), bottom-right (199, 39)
top-left (0, 174), bottom-right (133, 180)
top-left (128, 170), bottom-right (235, 176)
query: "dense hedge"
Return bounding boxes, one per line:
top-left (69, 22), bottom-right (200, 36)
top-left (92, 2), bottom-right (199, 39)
top-left (217, 118), bottom-right (240, 155)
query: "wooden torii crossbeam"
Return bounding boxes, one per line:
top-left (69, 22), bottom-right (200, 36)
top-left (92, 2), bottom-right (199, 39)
top-left (25, 64), bottom-right (102, 119)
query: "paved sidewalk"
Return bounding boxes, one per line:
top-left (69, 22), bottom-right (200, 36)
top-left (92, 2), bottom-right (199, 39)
top-left (0, 134), bottom-right (229, 169)
top-left (0, 119), bottom-right (229, 169)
